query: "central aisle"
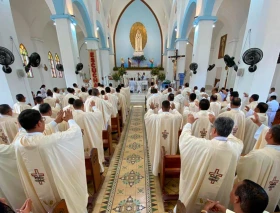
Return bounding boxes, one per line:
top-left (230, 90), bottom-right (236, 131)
top-left (93, 105), bottom-right (164, 213)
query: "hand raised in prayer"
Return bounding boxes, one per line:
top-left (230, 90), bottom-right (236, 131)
top-left (150, 102), bottom-right (155, 110)
top-left (244, 106), bottom-right (249, 112)
top-left (209, 114), bottom-right (215, 124)
top-left (104, 95), bottom-right (108, 100)
top-left (54, 110), bottom-right (64, 123)
top-left (56, 99), bottom-right (60, 104)
top-left (251, 112), bottom-right (262, 127)
top-left (171, 103), bottom-right (175, 110)
top-left (227, 107), bottom-right (231, 111)
top-left (187, 114), bottom-right (197, 124)
top-left (16, 199), bottom-right (32, 213)
top-left (202, 199), bottom-right (220, 212)
top-left (210, 202), bottom-right (227, 213)
top-left (244, 92), bottom-right (249, 98)
top-left (90, 101), bottom-right (95, 107)
top-left (185, 102), bottom-right (190, 107)
top-left (64, 109), bottom-right (73, 122)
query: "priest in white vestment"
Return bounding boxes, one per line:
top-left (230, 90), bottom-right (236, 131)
top-left (120, 85), bottom-right (131, 108)
top-left (116, 87), bottom-right (127, 124)
top-left (218, 98), bottom-right (245, 141)
top-left (236, 113), bottom-right (280, 212)
top-left (105, 87), bottom-right (118, 117)
top-left (209, 95), bottom-right (221, 116)
top-left (63, 98), bottom-right (75, 112)
top-left (219, 91), bottom-right (240, 114)
top-left (174, 91), bottom-right (186, 114)
top-left (146, 88), bottom-right (162, 111)
top-left (73, 100), bottom-right (105, 172)
top-left (191, 99), bottom-right (214, 139)
top-left (199, 87), bottom-right (209, 100)
top-left (243, 103), bottom-right (268, 155)
top-left (73, 83), bottom-right (81, 96)
top-left (13, 94), bottom-right (31, 114)
top-left (129, 78), bottom-right (136, 93)
top-left (144, 101), bottom-right (182, 176)
top-left (181, 83), bottom-right (192, 99)
top-left (44, 90), bottom-right (57, 108)
top-left (62, 88), bottom-right (79, 107)
top-left (0, 104), bottom-right (18, 144)
top-left (14, 109), bottom-right (88, 213)
top-left (53, 87), bottom-right (64, 105)
top-left (146, 82), bottom-right (158, 99)
top-left (266, 95), bottom-right (279, 127)
top-left (78, 87), bottom-right (89, 102)
top-left (241, 93), bottom-right (259, 111)
top-left (84, 88), bottom-right (113, 130)
top-left (176, 115), bottom-right (243, 212)
top-left (212, 88), bottom-right (223, 102)
top-left (187, 93), bottom-right (199, 113)
top-left (267, 87), bottom-right (278, 101)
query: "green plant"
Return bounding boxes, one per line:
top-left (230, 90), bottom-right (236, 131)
top-left (158, 72), bottom-right (166, 81)
top-left (159, 67), bottom-right (164, 71)
top-left (151, 67), bottom-right (160, 76)
top-left (113, 67), bottom-right (118, 71)
top-left (112, 72), bottom-right (120, 81)
top-left (132, 55), bottom-right (146, 67)
top-left (118, 67), bottom-right (126, 76)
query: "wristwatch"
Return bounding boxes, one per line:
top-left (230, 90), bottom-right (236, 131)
top-left (201, 210), bottom-right (208, 213)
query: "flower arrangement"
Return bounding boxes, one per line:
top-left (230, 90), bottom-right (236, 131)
top-left (118, 67), bottom-right (127, 76)
top-left (158, 72), bottom-right (166, 81)
top-left (150, 67), bottom-right (159, 76)
top-left (132, 55), bottom-right (146, 67)
top-left (112, 72), bottom-right (120, 81)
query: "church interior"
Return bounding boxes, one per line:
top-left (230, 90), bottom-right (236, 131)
top-left (1, 0), bottom-right (280, 212)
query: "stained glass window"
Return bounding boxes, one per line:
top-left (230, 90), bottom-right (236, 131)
top-left (19, 44), bottom-right (34, 78)
top-left (48, 51), bottom-right (57, 78)
top-left (55, 53), bottom-right (63, 78)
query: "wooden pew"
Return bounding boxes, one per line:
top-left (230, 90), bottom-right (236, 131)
top-left (118, 109), bottom-right (123, 132)
top-left (103, 125), bottom-right (113, 159)
top-left (160, 146), bottom-right (181, 202)
top-left (111, 113), bottom-right (121, 139)
top-left (49, 199), bottom-right (69, 213)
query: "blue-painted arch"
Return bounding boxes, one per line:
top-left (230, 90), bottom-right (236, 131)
top-left (96, 20), bottom-right (107, 48)
top-left (179, 0), bottom-right (196, 39)
top-left (203, 0), bottom-right (216, 16)
top-left (169, 22), bottom-right (177, 49)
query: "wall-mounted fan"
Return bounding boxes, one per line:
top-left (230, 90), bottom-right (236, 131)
top-left (242, 48), bottom-right (263, 72)
top-left (224, 55), bottom-right (238, 72)
top-left (56, 64), bottom-right (64, 72)
top-left (189, 63), bottom-right (198, 74)
top-left (0, 46), bottom-right (15, 74)
top-left (207, 64), bottom-right (215, 72)
top-left (25, 52), bottom-right (41, 73)
top-left (75, 63), bottom-right (83, 75)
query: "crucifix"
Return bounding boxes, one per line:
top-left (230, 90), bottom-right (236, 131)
top-left (168, 49), bottom-right (185, 87)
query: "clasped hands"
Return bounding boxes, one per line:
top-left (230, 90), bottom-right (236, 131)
top-left (187, 114), bottom-right (215, 124)
top-left (54, 109), bottom-right (73, 123)
top-left (202, 199), bottom-right (227, 213)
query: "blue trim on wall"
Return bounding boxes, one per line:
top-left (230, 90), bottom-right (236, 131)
top-left (50, 14), bottom-right (77, 25)
top-left (85, 37), bottom-right (99, 42)
top-left (96, 20), bottom-right (107, 48)
top-left (179, 0), bottom-right (196, 39)
top-left (52, 0), bottom-right (65, 15)
top-left (193, 16), bottom-right (217, 25)
top-left (166, 48), bottom-right (176, 51)
top-left (169, 22), bottom-right (177, 49)
top-left (72, 0), bottom-right (94, 38)
top-left (175, 38), bottom-right (189, 43)
top-left (204, 0), bottom-right (216, 16)
top-left (100, 48), bottom-right (110, 51)
top-left (108, 35), bottom-right (114, 54)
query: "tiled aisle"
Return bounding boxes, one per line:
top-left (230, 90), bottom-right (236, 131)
top-left (93, 105), bottom-right (164, 213)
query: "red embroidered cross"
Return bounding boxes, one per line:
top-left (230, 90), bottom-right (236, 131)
top-left (208, 169), bottom-right (223, 184)
top-left (268, 176), bottom-right (279, 191)
top-left (31, 169), bottom-right (45, 185)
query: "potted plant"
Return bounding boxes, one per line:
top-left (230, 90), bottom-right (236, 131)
top-left (112, 72), bottom-right (120, 82)
top-left (113, 67), bottom-right (118, 71)
top-left (158, 72), bottom-right (166, 81)
top-left (132, 55), bottom-right (146, 67)
top-left (151, 67), bottom-right (160, 76)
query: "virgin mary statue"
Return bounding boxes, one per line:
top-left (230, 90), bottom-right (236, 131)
top-left (135, 29), bottom-right (142, 52)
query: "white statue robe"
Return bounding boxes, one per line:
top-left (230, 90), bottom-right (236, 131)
top-left (62, 93), bottom-right (79, 108)
top-left (144, 109), bottom-right (182, 176)
top-left (191, 110), bottom-right (213, 140)
top-left (236, 145), bottom-right (280, 212)
top-left (0, 115), bottom-right (19, 144)
top-left (14, 120), bottom-right (88, 213)
top-left (135, 32), bottom-right (142, 51)
top-left (146, 94), bottom-right (162, 110)
top-left (116, 92), bottom-right (127, 124)
top-left (78, 92), bottom-right (89, 103)
top-left (73, 109), bottom-right (104, 172)
top-left (13, 102), bottom-right (31, 114)
top-left (0, 143), bottom-right (26, 211)
top-left (44, 97), bottom-right (57, 108)
top-left (210, 102), bottom-right (221, 117)
top-left (84, 96), bottom-right (113, 130)
top-left (218, 109), bottom-right (245, 141)
top-left (242, 113), bottom-right (268, 155)
top-left (106, 93), bottom-right (118, 117)
top-left (176, 123), bottom-right (243, 212)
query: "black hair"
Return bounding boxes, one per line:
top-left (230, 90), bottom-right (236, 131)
top-left (18, 109), bottom-right (42, 130)
top-left (16, 94), bottom-right (25, 102)
top-left (199, 99), bottom-right (210, 110)
top-left (0, 104), bottom-right (11, 115)
top-left (39, 103), bottom-right (51, 114)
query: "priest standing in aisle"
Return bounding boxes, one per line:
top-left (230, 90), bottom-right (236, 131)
top-left (13, 94), bottom-right (31, 114)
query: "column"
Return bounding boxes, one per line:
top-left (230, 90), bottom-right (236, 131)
top-left (51, 15), bottom-right (83, 87)
top-left (85, 39), bottom-right (103, 85)
top-left (234, 0), bottom-right (280, 102)
top-left (0, 0), bottom-right (33, 106)
top-left (190, 17), bottom-right (216, 89)
top-left (224, 39), bottom-right (238, 89)
top-left (175, 39), bottom-right (188, 86)
top-left (100, 48), bottom-right (111, 84)
top-left (166, 49), bottom-right (176, 81)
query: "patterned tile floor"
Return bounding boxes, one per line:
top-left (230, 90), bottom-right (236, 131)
top-left (93, 105), bottom-right (165, 213)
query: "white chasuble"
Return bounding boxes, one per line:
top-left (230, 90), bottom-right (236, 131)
top-left (44, 97), bottom-right (57, 108)
top-left (116, 93), bottom-right (128, 124)
top-left (146, 94), bottom-right (162, 110)
top-left (14, 120), bottom-right (88, 213)
top-left (191, 111), bottom-right (213, 139)
top-left (13, 102), bottom-right (31, 114)
top-left (243, 113), bottom-right (268, 155)
top-left (0, 144), bottom-right (26, 211)
top-left (0, 115), bottom-right (19, 144)
top-left (210, 102), bottom-right (221, 117)
top-left (176, 124), bottom-right (243, 213)
top-left (236, 146), bottom-right (280, 212)
top-left (73, 109), bottom-right (105, 172)
top-left (84, 96), bottom-right (113, 130)
top-left (106, 93), bottom-right (118, 117)
top-left (253, 124), bottom-right (270, 150)
top-left (218, 109), bottom-right (245, 141)
top-left (62, 93), bottom-right (79, 108)
top-left (145, 109), bottom-right (182, 176)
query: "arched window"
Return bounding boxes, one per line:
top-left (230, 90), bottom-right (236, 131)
top-left (55, 53), bottom-right (63, 78)
top-left (19, 44), bottom-right (34, 78)
top-left (48, 51), bottom-right (57, 78)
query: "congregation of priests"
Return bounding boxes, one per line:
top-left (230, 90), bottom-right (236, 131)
top-left (0, 80), bottom-right (279, 213)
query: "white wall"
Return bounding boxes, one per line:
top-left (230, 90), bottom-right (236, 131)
top-left (271, 64), bottom-right (280, 102)
top-left (77, 32), bottom-right (90, 80)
